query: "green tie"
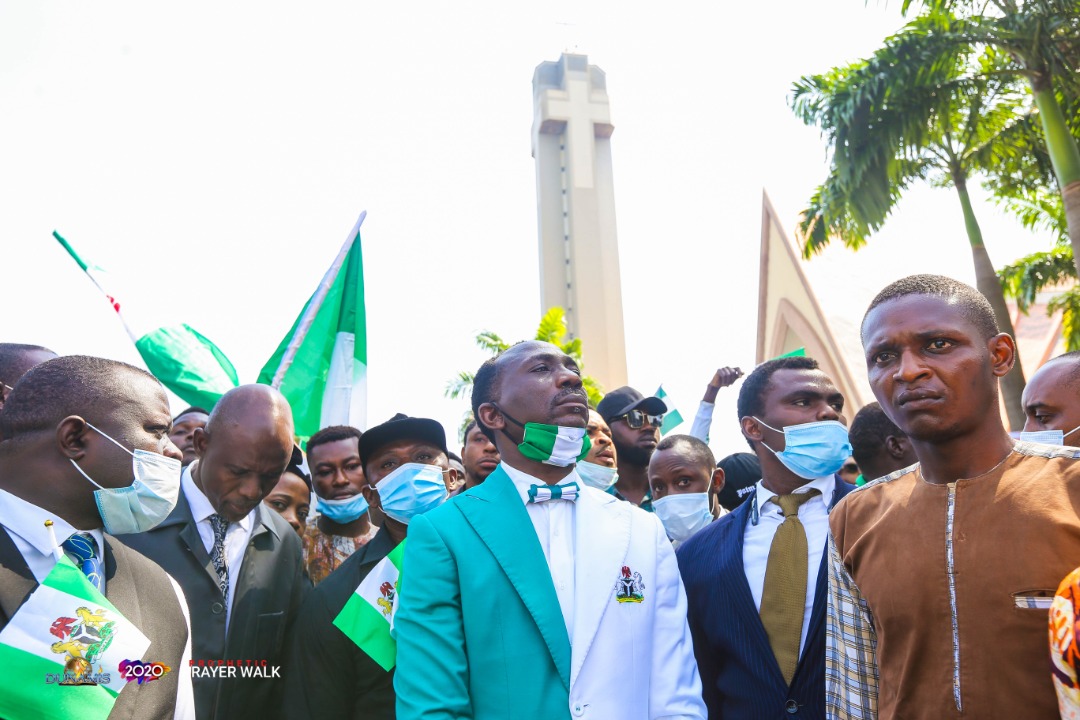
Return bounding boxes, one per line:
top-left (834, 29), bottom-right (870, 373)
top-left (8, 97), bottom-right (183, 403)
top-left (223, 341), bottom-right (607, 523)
top-left (759, 490), bottom-right (820, 685)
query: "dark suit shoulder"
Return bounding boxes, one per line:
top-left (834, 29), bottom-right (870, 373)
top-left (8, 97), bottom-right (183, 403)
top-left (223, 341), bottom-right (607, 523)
top-left (678, 502), bottom-right (747, 563)
top-left (104, 536), bottom-right (179, 582)
top-left (310, 536), bottom-right (394, 616)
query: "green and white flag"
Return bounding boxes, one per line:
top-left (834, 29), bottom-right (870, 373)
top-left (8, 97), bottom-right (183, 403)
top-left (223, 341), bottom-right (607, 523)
top-left (332, 540), bottom-right (404, 671)
top-left (0, 556), bottom-right (150, 720)
top-left (258, 212), bottom-right (368, 441)
top-left (53, 230), bottom-right (239, 409)
top-left (656, 385), bottom-right (684, 436)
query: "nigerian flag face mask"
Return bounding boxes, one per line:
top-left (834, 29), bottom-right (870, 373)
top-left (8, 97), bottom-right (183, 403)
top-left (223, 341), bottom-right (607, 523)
top-left (496, 406), bottom-right (592, 467)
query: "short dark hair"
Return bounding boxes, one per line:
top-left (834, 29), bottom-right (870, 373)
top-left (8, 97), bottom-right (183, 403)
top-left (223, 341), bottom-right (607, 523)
top-left (1042, 351), bottom-right (1080, 388)
top-left (736, 356), bottom-right (820, 423)
top-left (471, 357), bottom-right (501, 443)
top-left (462, 419), bottom-right (478, 444)
top-left (173, 406), bottom-right (209, 422)
top-left (307, 425), bottom-right (363, 458)
top-left (863, 274), bottom-right (999, 340)
top-left (447, 451), bottom-right (463, 464)
top-left (0, 355), bottom-right (158, 439)
top-left (848, 402), bottom-right (905, 469)
top-left (0, 343), bottom-right (55, 385)
top-left (654, 434), bottom-right (716, 474)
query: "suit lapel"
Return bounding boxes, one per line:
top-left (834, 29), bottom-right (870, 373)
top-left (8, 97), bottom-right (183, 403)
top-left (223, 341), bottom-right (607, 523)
top-left (457, 467), bottom-right (571, 691)
top-left (799, 477), bottom-right (853, 667)
top-left (170, 493), bottom-right (222, 591)
top-left (726, 498), bottom-right (788, 686)
top-left (0, 526), bottom-right (37, 625)
top-left (569, 488), bottom-right (629, 689)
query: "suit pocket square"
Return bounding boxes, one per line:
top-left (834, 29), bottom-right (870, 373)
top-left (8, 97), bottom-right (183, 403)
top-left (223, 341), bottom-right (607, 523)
top-left (1013, 590), bottom-right (1055, 610)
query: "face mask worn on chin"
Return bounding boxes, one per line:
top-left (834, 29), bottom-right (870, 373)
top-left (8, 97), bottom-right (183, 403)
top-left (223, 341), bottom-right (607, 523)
top-left (370, 462), bottom-right (448, 524)
top-left (316, 492), bottom-right (369, 523)
top-left (577, 460), bottom-right (618, 490)
top-left (754, 417), bottom-right (853, 480)
top-left (652, 492), bottom-right (713, 544)
top-left (1019, 425), bottom-right (1080, 446)
top-left (495, 406), bottom-right (592, 467)
top-left (69, 422), bottom-right (182, 535)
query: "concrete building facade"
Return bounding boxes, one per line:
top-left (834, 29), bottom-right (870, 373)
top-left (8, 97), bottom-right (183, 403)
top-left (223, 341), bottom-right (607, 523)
top-left (532, 53), bottom-right (628, 390)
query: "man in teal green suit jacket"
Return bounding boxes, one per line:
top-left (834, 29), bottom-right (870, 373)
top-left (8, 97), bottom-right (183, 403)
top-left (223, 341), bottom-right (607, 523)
top-left (395, 342), bottom-right (706, 720)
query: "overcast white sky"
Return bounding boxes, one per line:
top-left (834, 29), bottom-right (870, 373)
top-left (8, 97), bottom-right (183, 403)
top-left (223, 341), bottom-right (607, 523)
top-left (1, 1), bottom-right (1056, 456)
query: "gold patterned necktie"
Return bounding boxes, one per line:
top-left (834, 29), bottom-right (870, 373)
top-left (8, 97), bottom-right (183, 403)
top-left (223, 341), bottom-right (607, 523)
top-left (759, 489), bottom-right (820, 685)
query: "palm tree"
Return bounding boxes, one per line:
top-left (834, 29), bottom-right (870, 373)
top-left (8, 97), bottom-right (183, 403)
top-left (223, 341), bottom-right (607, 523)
top-left (445, 307), bottom-right (604, 438)
top-left (792, 20), bottom-right (1032, 427)
top-left (900, 0), bottom-right (1080, 277)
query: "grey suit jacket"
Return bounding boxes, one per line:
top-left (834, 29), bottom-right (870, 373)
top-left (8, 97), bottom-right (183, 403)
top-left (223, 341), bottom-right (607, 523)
top-left (117, 490), bottom-right (306, 720)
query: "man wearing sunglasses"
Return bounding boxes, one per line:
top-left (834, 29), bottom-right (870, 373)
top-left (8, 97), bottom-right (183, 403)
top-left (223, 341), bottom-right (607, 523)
top-left (597, 386), bottom-right (668, 512)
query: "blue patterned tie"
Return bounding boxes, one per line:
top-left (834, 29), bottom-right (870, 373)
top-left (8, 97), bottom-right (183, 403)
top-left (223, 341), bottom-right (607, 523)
top-left (62, 532), bottom-right (104, 594)
top-left (528, 481), bottom-right (580, 503)
top-left (209, 514), bottom-right (230, 599)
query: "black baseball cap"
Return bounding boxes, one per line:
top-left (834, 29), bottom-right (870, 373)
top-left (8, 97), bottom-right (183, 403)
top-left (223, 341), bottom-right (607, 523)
top-left (358, 413), bottom-right (449, 470)
top-left (596, 386), bottom-right (668, 424)
top-left (715, 452), bottom-right (762, 511)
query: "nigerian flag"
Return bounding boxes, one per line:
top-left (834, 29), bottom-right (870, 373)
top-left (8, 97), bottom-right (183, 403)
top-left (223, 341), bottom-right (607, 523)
top-left (656, 385), bottom-right (684, 435)
top-left (332, 540), bottom-right (404, 671)
top-left (53, 231), bottom-right (238, 409)
top-left (258, 212), bottom-right (368, 440)
top-left (0, 556), bottom-right (151, 720)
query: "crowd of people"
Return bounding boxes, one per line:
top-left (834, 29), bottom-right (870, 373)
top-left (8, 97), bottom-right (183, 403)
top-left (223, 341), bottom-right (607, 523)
top-left (3, 272), bottom-right (1080, 719)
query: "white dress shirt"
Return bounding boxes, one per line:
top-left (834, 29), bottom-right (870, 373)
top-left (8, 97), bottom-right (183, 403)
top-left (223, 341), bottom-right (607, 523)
top-left (181, 465), bottom-right (253, 632)
top-left (741, 475), bottom-right (834, 657)
top-left (502, 462), bottom-right (578, 640)
top-left (0, 487), bottom-right (195, 720)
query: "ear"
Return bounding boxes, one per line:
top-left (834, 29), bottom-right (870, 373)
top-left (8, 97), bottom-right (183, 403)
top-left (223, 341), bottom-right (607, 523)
top-left (193, 427), bottom-right (209, 459)
top-left (988, 332), bottom-right (1016, 378)
top-left (476, 403), bottom-right (505, 436)
top-left (56, 416), bottom-right (91, 460)
top-left (740, 416), bottom-right (763, 445)
top-left (711, 466), bottom-right (726, 495)
top-left (884, 435), bottom-right (906, 459)
top-left (361, 481), bottom-right (380, 511)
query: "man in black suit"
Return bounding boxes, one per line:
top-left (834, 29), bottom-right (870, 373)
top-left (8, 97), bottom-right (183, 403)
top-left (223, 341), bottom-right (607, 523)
top-left (280, 413), bottom-right (450, 719)
top-left (677, 355), bottom-right (854, 719)
top-left (0, 355), bottom-right (193, 719)
top-left (118, 384), bottom-right (305, 720)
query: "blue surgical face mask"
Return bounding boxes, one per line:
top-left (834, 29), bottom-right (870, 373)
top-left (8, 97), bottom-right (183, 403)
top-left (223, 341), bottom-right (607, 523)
top-left (70, 422), bottom-right (181, 534)
top-left (369, 462), bottom-right (448, 524)
top-left (653, 492), bottom-right (713, 544)
top-left (576, 460), bottom-right (618, 490)
top-left (1019, 424), bottom-right (1080, 446)
top-left (753, 417), bottom-right (852, 480)
top-left (316, 492), bottom-right (369, 524)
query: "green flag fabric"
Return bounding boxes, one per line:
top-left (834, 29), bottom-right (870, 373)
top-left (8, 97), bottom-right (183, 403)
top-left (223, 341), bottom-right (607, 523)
top-left (332, 540), bottom-right (404, 671)
top-left (258, 212), bottom-right (368, 440)
top-left (773, 347), bottom-right (806, 359)
top-left (656, 385), bottom-right (684, 436)
top-left (53, 230), bottom-right (238, 409)
top-left (0, 556), bottom-right (151, 720)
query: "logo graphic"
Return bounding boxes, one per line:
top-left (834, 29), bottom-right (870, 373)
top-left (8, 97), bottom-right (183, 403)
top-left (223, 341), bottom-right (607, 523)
top-left (615, 565), bottom-right (645, 604)
top-left (48, 607), bottom-right (116, 686)
top-left (119, 659), bottom-right (171, 684)
top-left (376, 580), bottom-right (396, 617)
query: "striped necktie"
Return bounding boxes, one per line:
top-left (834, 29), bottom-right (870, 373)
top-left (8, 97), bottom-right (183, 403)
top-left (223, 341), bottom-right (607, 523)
top-left (528, 481), bottom-right (579, 503)
top-left (62, 532), bottom-right (104, 594)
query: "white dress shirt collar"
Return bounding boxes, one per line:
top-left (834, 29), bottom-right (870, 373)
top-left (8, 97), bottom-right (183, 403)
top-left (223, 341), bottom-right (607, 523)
top-left (0, 487), bottom-right (105, 557)
top-left (181, 463), bottom-right (255, 532)
top-left (501, 462), bottom-right (583, 504)
top-left (754, 473), bottom-right (835, 516)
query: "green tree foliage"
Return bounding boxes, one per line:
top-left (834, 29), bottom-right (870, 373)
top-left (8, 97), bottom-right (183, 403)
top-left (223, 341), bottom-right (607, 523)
top-left (791, 17), bottom-right (1032, 427)
top-left (445, 307), bottom-right (604, 438)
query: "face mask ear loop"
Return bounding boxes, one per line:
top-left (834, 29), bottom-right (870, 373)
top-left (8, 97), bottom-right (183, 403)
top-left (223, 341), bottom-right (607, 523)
top-left (70, 458), bottom-right (106, 490)
top-left (83, 422), bottom-right (136, 458)
top-left (751, 417), bottom-right (783, 455)
top-left (1065, 425), bottom-right (1080, 440)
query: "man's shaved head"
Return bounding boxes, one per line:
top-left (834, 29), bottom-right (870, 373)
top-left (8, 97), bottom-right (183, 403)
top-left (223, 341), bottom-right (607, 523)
top-left (0, 355), bottom-right (157, 440)
top-left (0, 343), bottom-right (57, 386)
top-left (206, 384), bottom-right (294, 438)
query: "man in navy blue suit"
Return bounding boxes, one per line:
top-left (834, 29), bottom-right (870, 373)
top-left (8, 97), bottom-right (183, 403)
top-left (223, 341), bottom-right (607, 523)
top-left (677, 355), bottom-right (854, 718)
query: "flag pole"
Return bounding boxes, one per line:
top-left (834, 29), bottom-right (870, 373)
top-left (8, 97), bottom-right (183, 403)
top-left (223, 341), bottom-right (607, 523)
top-left (270, 211), bottom-right (367, 389)
top-left (53, 230), bottom-right (139, 343)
